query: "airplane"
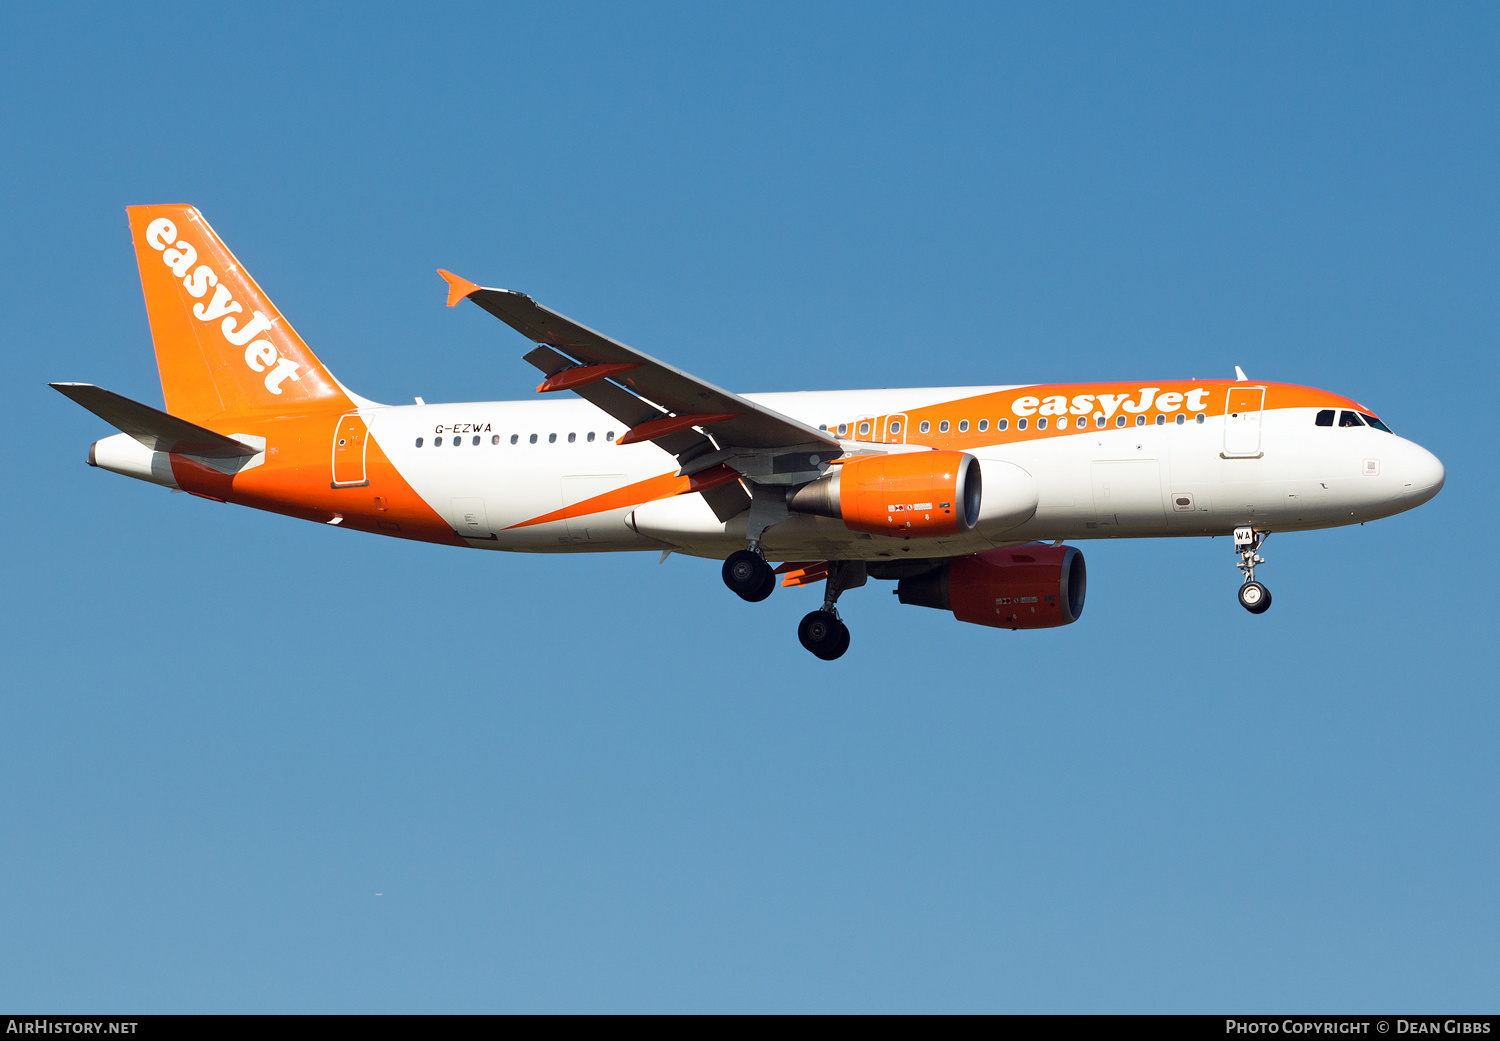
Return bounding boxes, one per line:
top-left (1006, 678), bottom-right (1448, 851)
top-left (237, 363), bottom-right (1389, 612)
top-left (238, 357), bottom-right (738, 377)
top-left (54, 205), bottom-right (1446, 659)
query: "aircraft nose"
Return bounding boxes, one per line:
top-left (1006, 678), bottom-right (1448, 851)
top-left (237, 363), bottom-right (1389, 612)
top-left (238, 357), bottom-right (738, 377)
top-left (1402, 442), bottom-right (1445, 507)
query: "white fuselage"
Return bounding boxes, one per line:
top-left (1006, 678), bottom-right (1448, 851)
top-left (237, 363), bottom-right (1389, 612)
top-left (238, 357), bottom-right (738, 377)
top-left (362, 386), bottom-right (1443, 561)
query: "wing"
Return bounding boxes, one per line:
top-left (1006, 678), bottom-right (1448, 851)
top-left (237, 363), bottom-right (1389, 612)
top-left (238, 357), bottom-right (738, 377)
top-left (439, 271), bottom-right (840, 520)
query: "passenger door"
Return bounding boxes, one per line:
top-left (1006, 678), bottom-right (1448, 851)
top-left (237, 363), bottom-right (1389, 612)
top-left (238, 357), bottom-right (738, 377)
top-left (1223, 387), bottom-right (1266, 458)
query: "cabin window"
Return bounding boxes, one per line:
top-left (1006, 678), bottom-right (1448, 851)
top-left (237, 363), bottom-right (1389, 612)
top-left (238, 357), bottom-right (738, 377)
top-left (938, 420), bottom-right (949, 433)
top-left (838, 423), bottom-right (848, 435)
top-left (606, 431), bottom-right (615, 441)
top-left (510, 434), bottom-right (519, 444)
top-left (415, 437), bottom-right (423, 448)
top-left (454, 436), bottom-right (461, 447)
top-left (819, 424), bottom-right (827, 431)
top-left (1175, 413), bottom-right (1185, 425)
top-left (920, 420), bottom-right (931, 433)
top-left (1195, 414), bottom-right (1205, 424)
top-left (1339, 411), bottom-right (1364, 428)
top-left (958, 420), bottom-right (969, 432)
top-left (1135, 415), bottom-right (1146, 427)
top-left (1316, 409), bottom-right (1335, 426)
top-left (1016, 418), bottom-right (1026, 430)
top-left (472, 435), bottom-right (480, 445)
top-left (1360, 413), bottom-right (1393, 433)
top-left (1095, 415), bottom-right (1105, 428)
top-left (548, 433), bottom-right (558, 443)
top-left (978, 419), bottom-right (989, 432)
top-left (529, 434), bottom-right (537, 444)
top-left (1076, 416), bottom-right (1086, 429)
top-left (587, 431), bottom-right (596, 442)
top-left (1116, 415), bottom-right (1126, 427)
top-left (889, 421), bottom-right (901, 433)
top-left (1154, 414), bottom-right (1166, 426)
top-left (1037, 417), bottom-right (1048, 430)
top-left (996, 419), bottom-right (1007, 431)
top-left (568, 432), bottom-right (576, 443)
top-left (435, 436), bottom-right (443, 446)
top-left (491, 435), bottom-right (500, 445)
top-left (857, 421), bottom-right (870, 435)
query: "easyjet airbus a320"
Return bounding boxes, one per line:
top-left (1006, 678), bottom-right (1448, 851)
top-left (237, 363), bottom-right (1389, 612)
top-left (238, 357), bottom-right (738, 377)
top-left (56, 206), bottom-right (1446, 658)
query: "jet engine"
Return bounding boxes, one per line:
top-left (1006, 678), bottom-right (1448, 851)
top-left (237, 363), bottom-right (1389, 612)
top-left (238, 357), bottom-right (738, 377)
top-left (896, 543), bottom-right (1086, 629)
top-left (788, 451), bottom-right (981, 537)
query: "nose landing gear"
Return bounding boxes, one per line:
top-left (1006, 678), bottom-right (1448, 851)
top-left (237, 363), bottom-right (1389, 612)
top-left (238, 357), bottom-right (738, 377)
top-left (1234, 526), bottom-right (1272, 614)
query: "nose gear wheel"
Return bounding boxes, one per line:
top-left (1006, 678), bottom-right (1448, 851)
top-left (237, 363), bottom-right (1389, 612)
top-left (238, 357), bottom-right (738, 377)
top-left (1233, 527), bottom-right (1272, 614)
top-left (1238, 580), bottom-right (1271, 613)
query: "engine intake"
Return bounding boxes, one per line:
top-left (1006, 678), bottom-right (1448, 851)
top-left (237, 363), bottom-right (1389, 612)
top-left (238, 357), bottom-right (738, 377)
top-left (788, 451), bottom-right (981, 537)
top-left (897, 544), bottom-right (1086, 629)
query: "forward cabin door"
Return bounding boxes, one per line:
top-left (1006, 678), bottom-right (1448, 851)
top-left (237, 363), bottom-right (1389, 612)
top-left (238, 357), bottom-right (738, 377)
top-left (1223, 387), bottom-right (1266, 458)
top-left (332, 413), bottom-right (370, 487)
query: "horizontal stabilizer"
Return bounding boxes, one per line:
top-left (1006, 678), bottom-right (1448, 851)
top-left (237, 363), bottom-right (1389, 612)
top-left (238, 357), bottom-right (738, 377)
top-left (50, 383), bottom-right (261, 459)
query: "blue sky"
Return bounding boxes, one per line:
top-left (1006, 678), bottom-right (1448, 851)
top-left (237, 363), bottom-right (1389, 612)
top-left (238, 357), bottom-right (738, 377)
top-left (1, 2), bottom-right (1496, 1011)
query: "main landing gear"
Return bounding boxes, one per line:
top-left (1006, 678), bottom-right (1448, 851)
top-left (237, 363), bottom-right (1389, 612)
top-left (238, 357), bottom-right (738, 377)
top-left (798, 561), bottom-right (865, 661)
top-left (798, 609), bottom-right (849, 661)
top-left (722, 549), bottom-right (775, 602)
top-left (721, 486), bottom-right (789, 603)
top-left (720, 550), bottom-right (865, 660)
top-left (1234, 526), bottom-right (1272, 614)
top-left (721, 486), bottom-right (863, 659)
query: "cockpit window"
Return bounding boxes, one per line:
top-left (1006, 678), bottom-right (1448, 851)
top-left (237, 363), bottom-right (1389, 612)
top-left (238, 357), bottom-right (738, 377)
top-left (1360, 413), bottom-right (1393, 433)
top-left (1339, 410), bottom-right (1365, 427)
top-left (1315, 409), bottom-right (1335, 427)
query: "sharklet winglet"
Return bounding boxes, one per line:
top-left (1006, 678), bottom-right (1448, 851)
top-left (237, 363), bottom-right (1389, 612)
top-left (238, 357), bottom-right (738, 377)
top-left (437, 269), bottom-right (481, 308)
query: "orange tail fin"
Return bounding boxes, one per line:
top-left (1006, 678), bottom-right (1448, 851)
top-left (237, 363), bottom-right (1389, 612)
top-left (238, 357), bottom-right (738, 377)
top-left (127, 205), bottom-right (353, 423)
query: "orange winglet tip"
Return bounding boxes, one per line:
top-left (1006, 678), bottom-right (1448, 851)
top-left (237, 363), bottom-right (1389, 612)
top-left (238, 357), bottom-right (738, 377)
top-left (616, 412), bottom-right (742, 445)
top-left (536, 363), bottom-right (642, 394)
top-left (437, 269), bottom-right (481, 307)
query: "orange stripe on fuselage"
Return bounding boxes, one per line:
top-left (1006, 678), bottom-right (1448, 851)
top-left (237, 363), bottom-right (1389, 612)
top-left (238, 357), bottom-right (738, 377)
top-left (168, 410), bottom-right (464, 545)
top-left (504, 464), bottom-right (742, 530)
top-left (831, 380), bottom-right (1369, 449)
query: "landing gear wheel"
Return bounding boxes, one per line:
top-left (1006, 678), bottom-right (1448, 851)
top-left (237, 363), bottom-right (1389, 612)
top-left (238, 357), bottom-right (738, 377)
top-left (798, 610), bottom-right (850, 660)
top-left (754, 565), bottom-right (777, 601)
top-left (830, 621), bottom-right (851, 659)
top-left (723, 549), bottom-right (774, 602)
top-left (1238, 581), bottom-right (1272, 614)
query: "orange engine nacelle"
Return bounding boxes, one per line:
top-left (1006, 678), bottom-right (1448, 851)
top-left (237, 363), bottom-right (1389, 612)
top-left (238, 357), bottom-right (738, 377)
top-left (787, 451), bottom-right (981, 537)
top-left (896, 544), bottom-right (1086, 629)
